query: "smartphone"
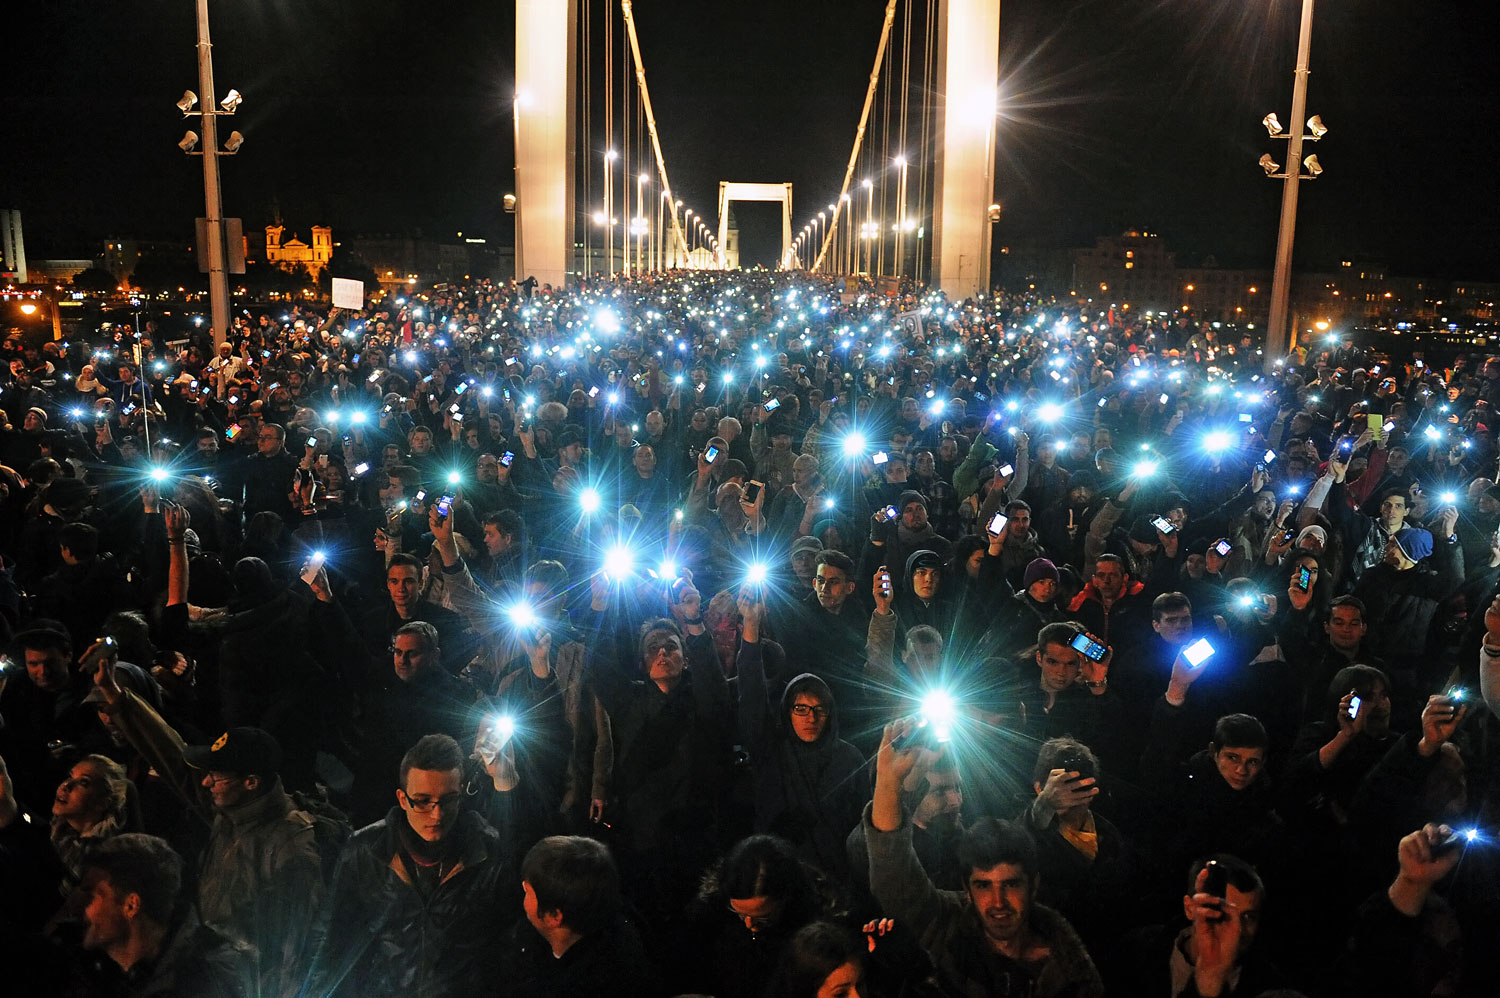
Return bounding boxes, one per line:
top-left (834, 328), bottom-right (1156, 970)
top-left (122, 402), bottom-right (138, 415)
top-left (999, 464), bottom-right (1015, 477)
top-left (828, 395), bottom-right (838, 405)
top-left (306, 436), bottom-right (318, 449)
top-left (763, 398), bottom-right (781, 412)
top-left (878, 570), bottom-right (893, 596)
top-left (1294, 565), bottom-right (1313, 592)
top-left (987, 512), bottom-right (1009, 536)
top-left (300, 551), bottom-right (326, 585)
top-left (1201, 859), bottom-right (1229, 899)
top-left (1183, 637), bottom-right (1215, 668)
top-left (1369, 420), bottom-right (1383, 444)
top-left (743, 480), bottom-right (764, 505)
top-left (589, 386), bottom-right (600, 398)
top-left (1098, 398), bottom-right (1108, 408)
top-left (414, 488), bottom-right (428, 504)
top-left (435, 494), bottom-right (456, 519)
top-left (872, 451), bottom-right (889, 466)
top-left (704, 444), bottom-right (720, 464)
top-left (1442, 685), bottom-right (1468, 705)
top-left (81, 635), bottom-right (119, 669)
top-left (1159, 393), bottom-right (1170, 405)
top-left (1346, 695), bottom-right (1362, 721)
top-left (1151, 516), bottom-right (1176, 535)
top-left (499, 451), bottom-right (515, 467)
top-left (1262, 449), bottom-right (1276, 465)
top-left (1239, 413), bottom-right (1252, 423)
top-left (1069, 630), bottom-right (1109, 662)
top-left (351, 353), bottom-right (361, 366)
top-left (1213, 539), bottom-right (1234, 557)
top-left (226, 423), bottom-right (243, 441)
top-left (890, 715), bottom-right (945, 751)
top-left (454, 381), bottom-right (467, 395)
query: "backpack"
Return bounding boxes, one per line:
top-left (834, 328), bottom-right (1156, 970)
top-left (288, 790), bottom-right (352, 884)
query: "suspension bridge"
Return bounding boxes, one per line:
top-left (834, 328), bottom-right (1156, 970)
top-left (513, 0), bottom-right (1002, 298)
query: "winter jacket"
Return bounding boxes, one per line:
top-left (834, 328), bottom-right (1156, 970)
top-left (738, 643), bottom-right (868, 878)
top-left (588, 629), bottom-right (734, 854)
top-left (303, 809), bottom-right (510, 998)
top-left (862, 802), bottom-right (1105, 998)
top-left (105, 689), bottom-right (325, 996)
top-left (1351, 542), bottom-right (1464, 665)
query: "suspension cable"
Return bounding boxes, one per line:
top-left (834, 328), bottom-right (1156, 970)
top-left (811, 0), bottom-right (898, 275)
top-left (619, 1), bottom-right (691, 266)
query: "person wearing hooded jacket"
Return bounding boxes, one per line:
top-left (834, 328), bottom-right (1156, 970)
top-left (736, 590), bottom-right (867, 880)
top-left (859, 490), bottom-right (952, 598)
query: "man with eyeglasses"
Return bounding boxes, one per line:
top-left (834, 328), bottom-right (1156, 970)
top-left (89, 651), bottom-right (324, 996)
top-left (236, 421), bottom-right (299, 524)
top-left (306, 733), bottom-right (510, 998)
top-left (773, 550), bottom-right (870, 714)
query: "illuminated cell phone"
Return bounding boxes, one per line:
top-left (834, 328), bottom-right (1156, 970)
top-left (1346, 695), bottom-right (1361, 721)
top-left (1151, 516), bottom-right (1176, 535)
top-left (351, 353), bottom-right (361, 366)
top-left (226, 423), bottom-right (243, 440)
top-left (879, 570), bottom-right (893, 595)
top-left (703, 444), bottom-right (720, 464)
top-left (414, 489), bottom-right (428, 504)
top-left (987, 512), bottom-right (1008, 535)
top-left (1262, 449), bottom-right (1276, 465)
top-left (763, 398), bottom-right (781, 412)
top-left (435, 494), bottom-right (455, 519)
top-left (589, 386), bottom-right (600, 398)
top-left (879, 505), bottom-right (899, 522)
top-left (1239, 413), bottom-right (1252, 423)
top-left (453, 381), bottom-right (467, 395)
top-left (1159, 393), bottom-right (1169, 405)
top-left (999, 464), bottom-right (1014, 477)
top-left (872, 451), bottom-right (889, 466)
top-left (1098, 398), bottom-right (1108, 408)
top-left (1213, 539), bottom-right (1233, 557)
top-left (306, 436), bottom-right (318, 449)
top-left (1294, 565), bottom-right (1312, 592)
top-left (499, 451), bottom-right (515, 467)
top-left (1069, 630), bottom-right (1108, 662)
top-left (1182, 638), bottom-right (1215, 668)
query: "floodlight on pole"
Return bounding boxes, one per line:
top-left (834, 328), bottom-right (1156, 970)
top-left (1262, 113), bottom-right (1284, 137)
top-left (1306, 115), bottom-right (1328, 138)
top-left (177, 90), bottom-right (199, 113)
top-left (219, 89), bottom-right (242, 112)
top-left (179, 130), bottom-right (200, 153)
top-left (1259, 154), bottom-right (1280, 176)
top-left (223, 131), bottom-right (244, 153)
top-left (1303, 154), bottom-right (1323, 177)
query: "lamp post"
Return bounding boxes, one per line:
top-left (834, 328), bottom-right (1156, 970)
top-left (604, 150), bottom-right (617, 278)
top-left (1264, 0), bottom-right (1322, 371)
top-left (894, 155), bottom-right (909, 281)
top-left (186, 0), bottom-right (238, 346)
top-left (863, 178), bottom-right (875, 277)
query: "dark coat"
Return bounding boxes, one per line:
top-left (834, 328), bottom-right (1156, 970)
top-left (303, 810), bottom-right (511, 998)
top-left (737, 644), bottom-right (868, 879)
top-left (503, 915), bottom-right (659, 998)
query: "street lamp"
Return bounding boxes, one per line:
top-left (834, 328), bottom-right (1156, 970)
top-left (894, 155), bottom-right (909, 281)
top-left (177, 0), bottom-right (244, 346)
top-left (635, 173), bottom-right (648, 276)
top-left (1261, 0), bottom-right (1327, 368)
top-left (604, 149), bottom-right (617, 278)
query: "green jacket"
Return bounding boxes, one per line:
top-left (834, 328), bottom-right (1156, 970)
top-left (955, 440), bottom-right (998, 501)
top-left (863, 803), bottom-right (1104, 998)
top-left (106, 690), bottom-right (325, 994)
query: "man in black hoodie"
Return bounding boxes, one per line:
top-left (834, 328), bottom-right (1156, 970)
top-left (735, 592), bottom-right (867, 879)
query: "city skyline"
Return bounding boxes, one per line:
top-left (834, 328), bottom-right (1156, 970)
top-left (4, 1), bottom-right (1498, 277)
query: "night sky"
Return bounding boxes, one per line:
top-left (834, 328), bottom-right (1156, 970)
top-left (5, 1), bottom-right (1497, 278)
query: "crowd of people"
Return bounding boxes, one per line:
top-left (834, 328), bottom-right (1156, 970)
top-left (0, 268), bottom-right (1497, 997)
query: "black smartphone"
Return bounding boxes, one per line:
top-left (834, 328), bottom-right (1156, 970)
top-left (743, 480), bottom-right (763, 505)
top-left (1295, 565), bottom-right (1313, 592)
top-left (499, 451), bottom-right (515, 467)
top-left (1054, 750), bottom-right (1097, 783)
top-left (1213, 539), bottom-right (1234, 557)
top-left (1201, 859), bottom-right (1229, 899)
top-left (704, 445), bottom-right (720, 464)
top-left (1069, 630), bottom-right (1109, 662)
top-left (435, 494), bottom-right (455, 520)
top-left (1151, 516), bottom-right (1176, 535)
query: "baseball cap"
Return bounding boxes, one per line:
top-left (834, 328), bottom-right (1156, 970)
top-left (183, 727), bottom-right (282, 777)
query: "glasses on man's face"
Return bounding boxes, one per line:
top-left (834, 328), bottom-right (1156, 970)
top-left (403, 793), bottom-right (462, 814)
top-left (726, 904), bottom-right (776, 930)
top-left (790, 704), bottom-right (830, 720)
